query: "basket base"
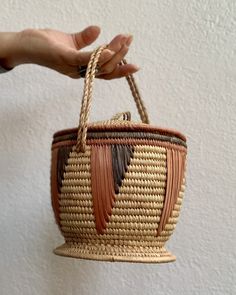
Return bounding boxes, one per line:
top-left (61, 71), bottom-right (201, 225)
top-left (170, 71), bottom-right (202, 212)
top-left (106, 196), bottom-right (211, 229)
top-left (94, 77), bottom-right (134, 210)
top-left (53, 242), bottom-right (176, 263)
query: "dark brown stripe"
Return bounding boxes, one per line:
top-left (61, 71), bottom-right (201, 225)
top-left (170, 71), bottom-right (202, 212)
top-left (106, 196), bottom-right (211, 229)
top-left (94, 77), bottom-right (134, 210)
top-left (51, 139), bottom-right (187, 152)
top-left (57, 146), bottom-right (73, 192)
top-left (51, 148), bottom-right (60, 226)
top-left (52, 131), bottom-right (187, 147)
top-left (53, 123), bottom-right (187, 142)
top-left (111, 145), bottom-right (134, 194)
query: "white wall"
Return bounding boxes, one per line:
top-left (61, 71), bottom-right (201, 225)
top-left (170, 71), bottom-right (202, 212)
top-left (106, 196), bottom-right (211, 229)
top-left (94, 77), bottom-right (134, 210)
top-left (0, 1), bottom-right (235, 294)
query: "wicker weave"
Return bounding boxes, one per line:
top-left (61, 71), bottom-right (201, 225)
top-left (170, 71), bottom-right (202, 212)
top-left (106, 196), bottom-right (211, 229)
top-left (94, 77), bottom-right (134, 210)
top-left (50, 44), bottom-right (187, 263)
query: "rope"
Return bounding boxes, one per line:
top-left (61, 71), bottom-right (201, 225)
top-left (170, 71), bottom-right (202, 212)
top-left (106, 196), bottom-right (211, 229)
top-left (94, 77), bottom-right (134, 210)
top-left (76, 44), bottom-right (150, 153)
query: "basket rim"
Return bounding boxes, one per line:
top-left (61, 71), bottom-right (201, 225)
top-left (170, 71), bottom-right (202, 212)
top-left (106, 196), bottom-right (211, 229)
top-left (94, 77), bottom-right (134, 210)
top-left (53, 122), bottom-right (187, 142)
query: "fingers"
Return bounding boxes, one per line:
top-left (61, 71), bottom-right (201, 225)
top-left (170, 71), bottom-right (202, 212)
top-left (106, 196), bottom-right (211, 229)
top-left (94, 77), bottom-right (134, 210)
top-left (98, 44), bottom-right (129, 75)
top-left (65, 48), bottom-right (115, 67)
top-left (81, 49), bottom-right (115, 66)
top-left (107, 34), bottom-right (133, 52)
top-left (60, 49), bottom-right (114, 79)
top-left (71, 25), bottom-right (101, 50)
top-left (98, 63), bottom-right (140, 80)
top-left (65, 33), bottom-right (132, 68)
top-left (65, 63), bottom-right (139, 79)
top-left (61, 32), bottom-right (139, 79)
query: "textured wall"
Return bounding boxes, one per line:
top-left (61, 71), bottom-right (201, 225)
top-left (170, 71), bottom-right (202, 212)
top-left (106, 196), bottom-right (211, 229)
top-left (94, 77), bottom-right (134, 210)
top-left (0, 1), bottom-right (235, 294)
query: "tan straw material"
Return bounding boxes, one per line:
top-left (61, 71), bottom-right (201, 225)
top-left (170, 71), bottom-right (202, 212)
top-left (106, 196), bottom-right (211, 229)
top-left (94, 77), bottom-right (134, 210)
top-left (50, 44), bottom-right (187, 263)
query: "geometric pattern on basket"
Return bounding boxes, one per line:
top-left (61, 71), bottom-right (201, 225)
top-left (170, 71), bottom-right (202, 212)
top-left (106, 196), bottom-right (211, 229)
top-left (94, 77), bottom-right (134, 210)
top-left (111, 144), bottom-right (134, 194)
top-left (157, 148), bottom-right (186, 235)
top-left (90, 145), bottom-right (115, 234)
top-left (57, 146), bottom-right (73, 192)
top-left (91, 144), bottom-right (134, 234)
top-left (58, 144), bottom-right (186, 249)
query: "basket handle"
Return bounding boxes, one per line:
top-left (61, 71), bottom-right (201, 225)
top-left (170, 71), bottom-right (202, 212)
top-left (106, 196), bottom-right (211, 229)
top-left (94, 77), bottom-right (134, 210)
top-left (76, 44), bottom-right (150, 153)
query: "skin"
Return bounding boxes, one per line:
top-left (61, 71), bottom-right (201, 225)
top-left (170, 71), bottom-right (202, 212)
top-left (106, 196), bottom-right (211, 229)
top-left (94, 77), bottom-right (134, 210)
top-left (0, 25), bottom-right (139, 79)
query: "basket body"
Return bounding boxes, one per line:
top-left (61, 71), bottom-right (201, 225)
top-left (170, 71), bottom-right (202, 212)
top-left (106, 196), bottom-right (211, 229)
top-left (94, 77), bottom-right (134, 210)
top-left (51, 120), bottom-right (187, 263)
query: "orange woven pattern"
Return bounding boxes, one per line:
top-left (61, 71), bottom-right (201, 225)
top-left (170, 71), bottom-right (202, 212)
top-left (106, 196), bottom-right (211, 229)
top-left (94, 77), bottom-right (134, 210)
top-left (53, 142), bottom-right (186, 262)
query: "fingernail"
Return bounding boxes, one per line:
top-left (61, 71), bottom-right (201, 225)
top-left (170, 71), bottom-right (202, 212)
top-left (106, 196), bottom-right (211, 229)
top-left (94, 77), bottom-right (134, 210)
top-left (124, 34), bottom-right (133, 38)
top-left (134, 66), bottom-right (140, 71)
top-left (120, 34), bottom-right (133, 45)
top-left (125, 35), bottom-right (133, 46)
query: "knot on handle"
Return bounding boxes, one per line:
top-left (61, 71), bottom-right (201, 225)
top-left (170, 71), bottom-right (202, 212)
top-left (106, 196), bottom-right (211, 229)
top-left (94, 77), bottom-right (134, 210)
top-left (111, 111), bottom-right (131, 121)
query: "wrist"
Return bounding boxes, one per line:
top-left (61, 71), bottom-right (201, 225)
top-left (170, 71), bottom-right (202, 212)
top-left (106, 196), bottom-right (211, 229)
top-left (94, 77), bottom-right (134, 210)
top-left (0, 31), bottom-right (30, 69)
top-left (0, 32), bottom-right (18, 69)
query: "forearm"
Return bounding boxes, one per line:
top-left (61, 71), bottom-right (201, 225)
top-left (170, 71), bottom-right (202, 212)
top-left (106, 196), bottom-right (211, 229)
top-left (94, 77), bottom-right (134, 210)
top-left (0, 32), bottom-right (20, 69)
top-left (0, 31), bottom-right (31, 69)
top-left (0, 29), bottom-right (61, 70)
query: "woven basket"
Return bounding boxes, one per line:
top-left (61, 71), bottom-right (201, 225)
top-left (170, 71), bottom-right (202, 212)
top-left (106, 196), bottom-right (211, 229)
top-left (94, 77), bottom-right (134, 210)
top-left (51, 44), bottom-right (187, 263)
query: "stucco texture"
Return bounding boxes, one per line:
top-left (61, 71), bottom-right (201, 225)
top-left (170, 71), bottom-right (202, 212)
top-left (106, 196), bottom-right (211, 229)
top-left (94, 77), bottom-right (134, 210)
top-left (0, 1), bottom-right (235, 294)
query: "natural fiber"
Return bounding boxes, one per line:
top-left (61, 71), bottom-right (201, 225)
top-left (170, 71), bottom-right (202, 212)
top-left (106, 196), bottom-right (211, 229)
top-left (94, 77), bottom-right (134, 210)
top-left (76, 44), bottom-right (149, 153)
top-left (50, 44), bottom-right (187, 263)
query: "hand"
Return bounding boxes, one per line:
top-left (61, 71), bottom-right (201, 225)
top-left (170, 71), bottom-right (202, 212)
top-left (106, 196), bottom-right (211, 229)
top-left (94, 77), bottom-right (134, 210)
top-left (1, 26), bottom-right (139, 79)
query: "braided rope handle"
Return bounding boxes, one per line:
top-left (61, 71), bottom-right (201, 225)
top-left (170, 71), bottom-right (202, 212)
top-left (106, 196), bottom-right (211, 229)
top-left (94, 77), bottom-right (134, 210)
top-left (76, 44), bottom-right (150, 153)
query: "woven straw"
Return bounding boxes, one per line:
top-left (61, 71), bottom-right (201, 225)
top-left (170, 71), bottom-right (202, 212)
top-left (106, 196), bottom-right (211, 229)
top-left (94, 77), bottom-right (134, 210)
top-left (50, 44), bottom-right (187, 263)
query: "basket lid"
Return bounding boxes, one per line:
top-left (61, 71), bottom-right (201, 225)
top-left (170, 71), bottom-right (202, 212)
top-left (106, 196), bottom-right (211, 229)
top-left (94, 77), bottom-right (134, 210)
top-left (53, 111), bottom-right (187, 148)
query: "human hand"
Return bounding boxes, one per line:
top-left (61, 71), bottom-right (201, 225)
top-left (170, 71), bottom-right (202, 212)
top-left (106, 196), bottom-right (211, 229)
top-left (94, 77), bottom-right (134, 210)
top-left (1, 26), bottom-right (139, 79)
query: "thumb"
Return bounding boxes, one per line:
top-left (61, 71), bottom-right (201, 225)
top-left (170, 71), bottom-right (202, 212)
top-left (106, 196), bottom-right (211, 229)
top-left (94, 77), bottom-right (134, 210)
top-left (71, 25), bottom-right (101, 50)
